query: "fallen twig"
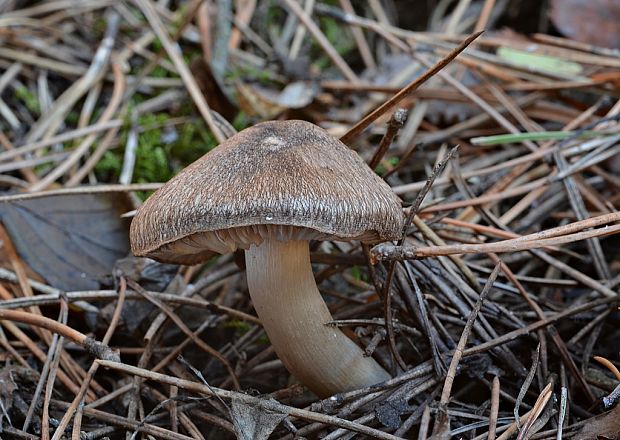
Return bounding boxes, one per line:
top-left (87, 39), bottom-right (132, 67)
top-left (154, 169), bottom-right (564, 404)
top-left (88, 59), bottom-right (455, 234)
top-left (0, 309), bottom-right (119, 362)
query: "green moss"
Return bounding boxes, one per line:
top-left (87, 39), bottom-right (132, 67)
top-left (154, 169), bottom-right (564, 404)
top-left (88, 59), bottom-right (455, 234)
top-left (92, 17), bottom-right (108, 37)
top-left (151, 65), bottom-right (170, 78)
top-left (226, 64), bottom-right (273, 84)
top-left (135, 143), bottom-right (171, 183)
top-left (14, 86), bottom-right (40, 114)
top-left (257, 333), bottom-right (270, 345)
top-left (65, 111), bottom-right (80, 126)
top-left (312, 16), bottom-right (355, 71)
top-left (223, 320), bottom-right (252, 337)
top-left (95, 106), bottom-right (243, 200)
top-left (232, 112), bottom-right (250, 131)
top-left (375, 157), bottom-right (400, 176)
top-left (168, 118), bottom-right (217, 164)
top-left (152, 37), bottom-right (163, 52)
top-left (97, 150), bottom-right (123, 176)
top-left (350, 265), bottom-right (368, 282)
top-left (266, 2), bottom-right (285, 29)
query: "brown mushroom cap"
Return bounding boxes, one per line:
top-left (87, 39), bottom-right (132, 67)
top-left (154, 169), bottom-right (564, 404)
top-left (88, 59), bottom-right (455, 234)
top-left (130, 120), bottom-right (403, 264)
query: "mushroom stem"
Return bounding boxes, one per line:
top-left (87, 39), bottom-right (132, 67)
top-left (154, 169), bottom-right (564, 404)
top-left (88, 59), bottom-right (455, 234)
top-left (245, 239), bottom-right (390, 397)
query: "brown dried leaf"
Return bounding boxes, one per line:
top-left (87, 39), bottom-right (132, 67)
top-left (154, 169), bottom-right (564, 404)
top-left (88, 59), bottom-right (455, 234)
top-left (574, 405), bottom-right (620, 440)
top-left (190, 58), bottom-right (238, 121)
top-left (550, 0), bottom-right (620, 49)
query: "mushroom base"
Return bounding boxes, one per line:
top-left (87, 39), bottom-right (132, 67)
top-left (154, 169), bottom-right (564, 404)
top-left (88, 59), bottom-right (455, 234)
top-left (245, 239), bottom-right (390, 397)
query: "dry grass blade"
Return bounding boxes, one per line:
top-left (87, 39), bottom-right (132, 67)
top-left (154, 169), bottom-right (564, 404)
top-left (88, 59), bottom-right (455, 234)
top-left (514, 344), bottom-right (540, 430)
top-left (487, 376), bottom-right (500, 440)
top-left (23, 12), bottom-right (120, 145)
top-left (280, 0), bottom-right (358, 81)
top-left (27, 60), bottom-right (125, 191)
top-left (515, 382), bottom-right (553, 440)
top-left (594, 356), bottom-right (620, 381)
top-left (0, 183), bottom-right (164, 203)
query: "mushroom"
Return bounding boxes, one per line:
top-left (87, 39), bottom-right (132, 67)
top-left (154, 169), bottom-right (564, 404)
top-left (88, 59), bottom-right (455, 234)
top-left (130, 120), bottom-right (403, 397)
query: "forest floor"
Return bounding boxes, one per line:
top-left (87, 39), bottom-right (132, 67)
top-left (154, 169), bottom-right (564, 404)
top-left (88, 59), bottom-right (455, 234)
top-left (0, 0), bottom-right (619, 439)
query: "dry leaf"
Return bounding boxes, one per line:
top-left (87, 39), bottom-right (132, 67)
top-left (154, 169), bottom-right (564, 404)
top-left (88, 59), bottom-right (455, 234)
top-left (235, 80), bottom-right (318, 119)
top-left (574, 405), bottom-right (620, 439)
top-left (550, 0), bottom-right (620, 49)
top-left (231, 398), bottom-right (287, 440)
top-left (0, 368), bottom-right (16, 428)
top-left (190, 58), bottom-right (238, 121)
top-left (0, 193), bottom-right (132, 290)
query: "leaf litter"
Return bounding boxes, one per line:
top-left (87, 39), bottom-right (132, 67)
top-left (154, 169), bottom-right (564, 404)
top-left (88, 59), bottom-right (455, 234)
top-left (0, 1), bottom-right (619, 439)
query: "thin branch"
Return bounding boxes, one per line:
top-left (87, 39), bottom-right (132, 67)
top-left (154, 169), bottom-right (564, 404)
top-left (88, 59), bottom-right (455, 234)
top-left (432, 263), bottom-right (500, 436)
top-left (0, 309), bottom-right (119, 362)
top-left (96, 359), bottom-right (403, 440)
top-left (372, 221), bottom-right (620, 262)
